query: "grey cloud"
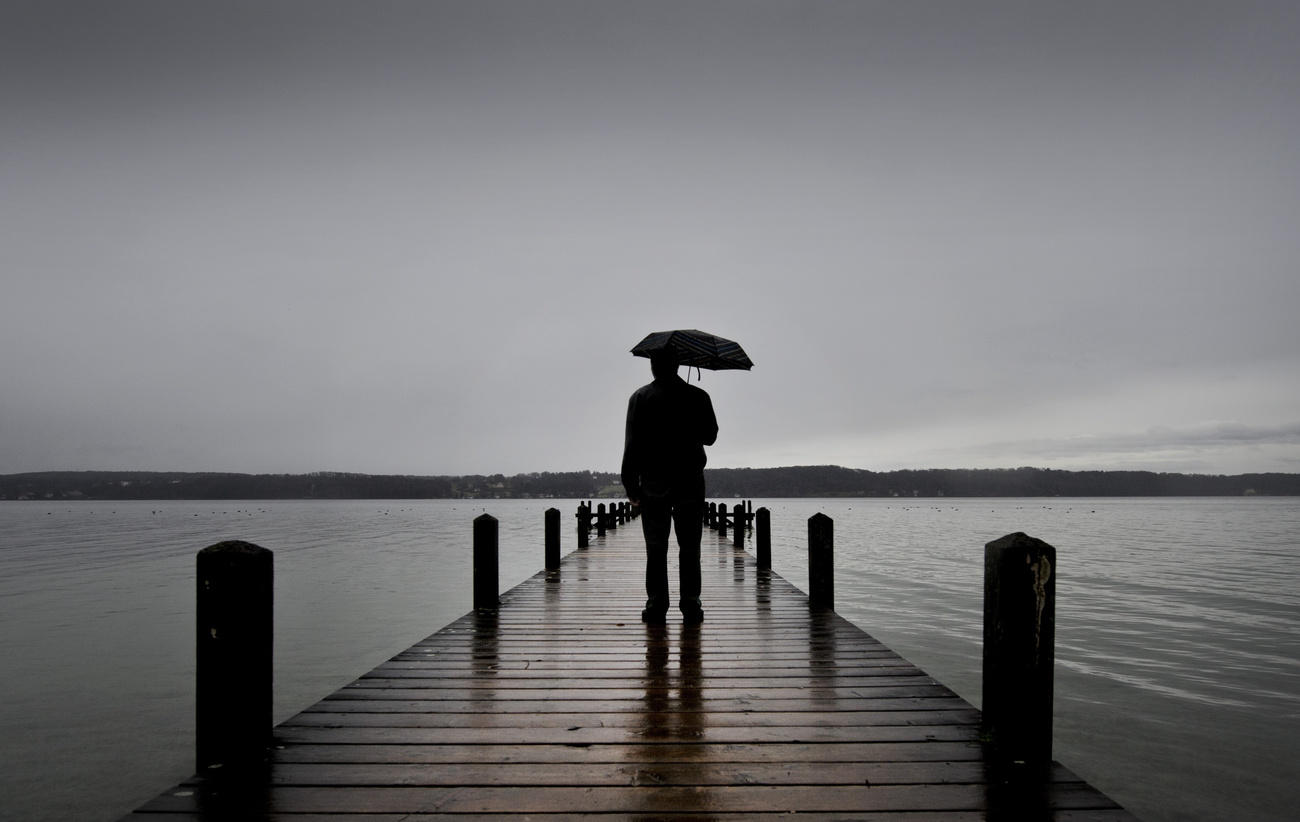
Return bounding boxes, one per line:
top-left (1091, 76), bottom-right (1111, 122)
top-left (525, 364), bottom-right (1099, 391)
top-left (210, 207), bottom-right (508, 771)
top-left (3, 2), bottom-right (1299, 474)
top-left (962, 423), bottom-right (1300, 470)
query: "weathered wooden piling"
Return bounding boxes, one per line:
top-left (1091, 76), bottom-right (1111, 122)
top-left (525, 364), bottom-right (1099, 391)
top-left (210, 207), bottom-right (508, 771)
top-left (196, 541), bottom-right (273, 774)
top-left (808, 512), bottom-right (834, 611)
top-left (576, 503), bottom-right (590, 548)
top-left (596, 503), bottom-right (607, 537)
top-left (983, 531), bottom-right (1056, 770)
top-left (718, 502), bottom-right (729, 538)
top-left (473, 514), bottom-right (499, 611)
top-left (544, 508), bottom-right (560, 570)
top-left (732, 506), bottom-right (745, 548)
top-left (756, 506), bottom-right (771, 570)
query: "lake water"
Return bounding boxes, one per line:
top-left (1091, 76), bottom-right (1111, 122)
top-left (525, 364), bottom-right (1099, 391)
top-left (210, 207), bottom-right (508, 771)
top-left (0, 497), bottom-right (1296, 821)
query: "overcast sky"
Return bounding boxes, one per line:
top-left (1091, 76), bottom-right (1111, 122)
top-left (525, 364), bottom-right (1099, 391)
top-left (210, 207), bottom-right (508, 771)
top-left (3, 1), bottom-right (1298, 476)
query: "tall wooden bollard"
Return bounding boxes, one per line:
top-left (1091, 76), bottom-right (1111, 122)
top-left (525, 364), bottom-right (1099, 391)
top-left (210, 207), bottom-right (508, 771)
top-left (756, 507), bottom-right (771, 570)
top-left (596, 503), bottom-right (607, 537)
top-left (708, 502), bottom-right (717, 529)
top-left (718, 503), bottom-right (729, 538)
top-left (545, 508), bottom-right (561, 570)
top-left (608, 502), bottom-right (618, 530)
top-left (196, 541), bottom-right (272, 774)
top-left (577, 504), bottom-right (590, 548)
top-left (808, 513), bottom-right (834, 610)
top-left (983, 532), bottom-right (1056, 770)
top-left (733, 505), bottom-right (745, 548)
top-left (473, 514), bottom-right (499, 611)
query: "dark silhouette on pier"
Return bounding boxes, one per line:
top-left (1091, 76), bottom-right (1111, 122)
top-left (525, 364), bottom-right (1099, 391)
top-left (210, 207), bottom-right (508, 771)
top-left (621, 350), bottom-right (718, 624)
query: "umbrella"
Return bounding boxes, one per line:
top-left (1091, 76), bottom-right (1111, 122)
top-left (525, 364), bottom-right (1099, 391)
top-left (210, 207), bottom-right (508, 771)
top-left (631, 329), bottom-right (754, 371)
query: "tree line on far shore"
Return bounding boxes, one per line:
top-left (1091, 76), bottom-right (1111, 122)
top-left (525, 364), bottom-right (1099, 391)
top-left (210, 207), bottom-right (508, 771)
top-left (2, 466), bottom-right (1297, 501)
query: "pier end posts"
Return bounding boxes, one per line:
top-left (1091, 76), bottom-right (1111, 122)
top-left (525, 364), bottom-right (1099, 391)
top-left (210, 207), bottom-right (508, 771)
top-left (808, 513), bottom-right (834, 610)
top-left (196, 541), bottom-right (273, 775)
top-left (983, 531), bottom-right (1056, 771)
top-left (718, 503), bottom-right (729, 538)
top-left (544, 508), bottom-right (561, 570)
top-left (733, 506), bottom-right (745, 548)
top-left (473, 514), bottom-right (499, 611)
top-left (756, 507), bottom-right (771, 570)
top-left (596, 503), bottom-right (607, 537)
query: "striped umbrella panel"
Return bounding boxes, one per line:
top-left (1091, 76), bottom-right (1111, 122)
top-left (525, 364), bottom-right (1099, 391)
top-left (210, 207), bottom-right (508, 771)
top-left (631, 329), bottom-right (754, 370)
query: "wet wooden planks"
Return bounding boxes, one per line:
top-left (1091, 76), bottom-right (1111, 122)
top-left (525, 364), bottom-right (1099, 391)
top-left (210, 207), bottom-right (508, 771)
top-left (123, 519), bottom-right (1136, 819)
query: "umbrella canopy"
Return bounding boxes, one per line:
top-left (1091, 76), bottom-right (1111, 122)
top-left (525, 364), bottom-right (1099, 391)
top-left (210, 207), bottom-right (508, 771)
top-left (631, 329), bottom-right (754, 371)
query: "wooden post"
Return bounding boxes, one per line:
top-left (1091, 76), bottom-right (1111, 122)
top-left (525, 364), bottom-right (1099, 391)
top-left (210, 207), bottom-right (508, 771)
top-left (983, 532), bottom-right (1055, 770)
top-left (708, 502), bottom-right (717, 529)
top-left (196, 540), bottom-right (272, 774)
top-left (596, 503), bottom-right (607, 537)
top-left (808, 513), bottom-right (834, 610)
top-left (733, 505), bottom-right (745, 548)
top-left (544, 508), bottom-right (560, 570)
top-left (577, 503), bottom-right (590, 548)
top-left (473, 514), bottom-right (499, 611)
top-left (718, 503), bottom-right (729, 538)
top-left (756, 507), bottom-right (771, 570)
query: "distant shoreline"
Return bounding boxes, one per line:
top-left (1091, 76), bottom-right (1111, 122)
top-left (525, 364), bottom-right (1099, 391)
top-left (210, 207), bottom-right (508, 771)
top-left (3, 467), bottom-right (1297, 500)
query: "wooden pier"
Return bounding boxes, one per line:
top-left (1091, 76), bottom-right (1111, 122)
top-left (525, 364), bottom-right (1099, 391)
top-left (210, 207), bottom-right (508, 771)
top-left (122, 509), bottom-right (1135, 820)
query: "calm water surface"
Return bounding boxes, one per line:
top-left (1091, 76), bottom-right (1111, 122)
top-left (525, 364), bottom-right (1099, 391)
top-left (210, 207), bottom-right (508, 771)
top-left (1, 497), bottom-right (1297, 821)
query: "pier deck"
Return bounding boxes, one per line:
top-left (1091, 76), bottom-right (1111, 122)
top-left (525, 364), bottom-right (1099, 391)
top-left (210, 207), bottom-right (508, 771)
top-left (123, 516), bottom-right (1135, 819)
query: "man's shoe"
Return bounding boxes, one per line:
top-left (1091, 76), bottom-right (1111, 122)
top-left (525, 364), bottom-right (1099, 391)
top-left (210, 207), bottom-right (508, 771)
top-left (682, 607), bottom-right (704, 626)
top-left (641, 599), bottom-right (668, 623)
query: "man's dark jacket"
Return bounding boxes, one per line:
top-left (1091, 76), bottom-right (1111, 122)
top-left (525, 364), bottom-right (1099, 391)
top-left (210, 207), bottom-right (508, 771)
top-left (621, 373), bottom-right (719, 501)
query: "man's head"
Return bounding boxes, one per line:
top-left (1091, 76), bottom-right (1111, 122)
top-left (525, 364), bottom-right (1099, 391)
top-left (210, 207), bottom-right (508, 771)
top-left (650, 350), bottom-right (679, 380)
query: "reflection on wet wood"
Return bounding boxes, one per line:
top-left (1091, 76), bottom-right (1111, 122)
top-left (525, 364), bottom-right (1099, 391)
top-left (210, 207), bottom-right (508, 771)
top-left (122, 515), bottom-right (1135, 819)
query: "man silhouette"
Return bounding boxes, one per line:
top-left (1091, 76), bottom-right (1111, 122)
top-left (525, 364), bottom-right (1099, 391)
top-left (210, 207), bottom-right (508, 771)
top-left (621, 350), bottom-right (718, 624)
